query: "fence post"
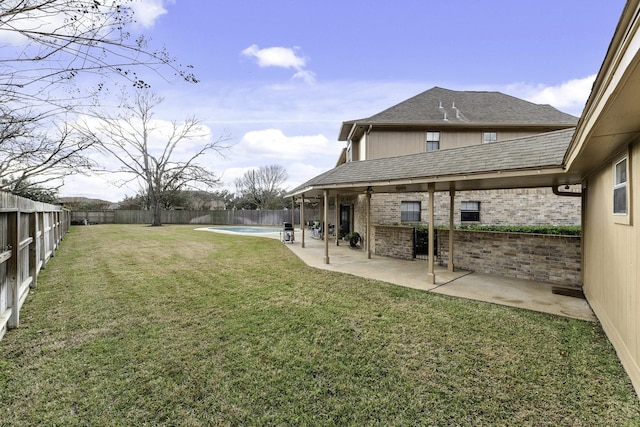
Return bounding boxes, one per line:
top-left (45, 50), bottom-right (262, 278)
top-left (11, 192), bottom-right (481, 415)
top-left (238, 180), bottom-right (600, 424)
top-left (29, 212), bottom-right (37, 289)
top-left (7, 212), bottom-right (19, 329)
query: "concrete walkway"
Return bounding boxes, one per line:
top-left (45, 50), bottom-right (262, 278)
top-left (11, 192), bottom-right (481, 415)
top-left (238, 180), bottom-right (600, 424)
top-left (200, 227), bottom-right (596, 322)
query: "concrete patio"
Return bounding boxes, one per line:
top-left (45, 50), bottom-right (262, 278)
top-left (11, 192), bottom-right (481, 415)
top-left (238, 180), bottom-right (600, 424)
top-left (202, 227), bottom-right (596, 322)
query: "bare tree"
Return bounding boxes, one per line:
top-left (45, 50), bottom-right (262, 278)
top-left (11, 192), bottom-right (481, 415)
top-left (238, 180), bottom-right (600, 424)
top-left (80, 90), bottom-right (229, 226)
top-left (0, 1), bottom-right (197, 195)
top-left (234, 165), bottom-right (288, 210)
top-left (0, 1), bottom-right (196, 106)
top-left (0, 106), bottom-right (97, 193)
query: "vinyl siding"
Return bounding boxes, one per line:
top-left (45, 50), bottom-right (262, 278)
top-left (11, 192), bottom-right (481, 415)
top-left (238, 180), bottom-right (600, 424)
top-left (364, 129), bottom-right (545, 160)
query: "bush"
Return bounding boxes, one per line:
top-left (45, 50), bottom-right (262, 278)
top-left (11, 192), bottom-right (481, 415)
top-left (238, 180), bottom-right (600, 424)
top-left (457, 225), bottom-right (581, 236)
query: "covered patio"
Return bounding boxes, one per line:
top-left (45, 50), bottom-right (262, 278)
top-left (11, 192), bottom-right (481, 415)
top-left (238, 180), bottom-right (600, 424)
top-left (284, 234), bottom-right (595, 321)
top-left (288, 128), bottom-right (582, 286)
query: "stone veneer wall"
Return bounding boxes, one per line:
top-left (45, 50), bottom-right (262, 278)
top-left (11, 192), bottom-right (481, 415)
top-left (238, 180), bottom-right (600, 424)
top-left (371, 226), bottom-right (582, 287)
top-left (437, 229), bottom-right (582, 287)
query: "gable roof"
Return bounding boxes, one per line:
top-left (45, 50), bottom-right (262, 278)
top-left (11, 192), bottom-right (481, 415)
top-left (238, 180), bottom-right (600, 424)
top-left (339, 87), bottom-right (578, 140)
top-left (291, 128), bottom-right (579, 198)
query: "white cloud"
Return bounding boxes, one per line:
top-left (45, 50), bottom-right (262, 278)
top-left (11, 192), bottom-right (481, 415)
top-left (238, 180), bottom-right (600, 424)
top-left (128, 0), bottom-right (172, 28)
top-left (292, 69), bottom-right (317, 84)
top-left (238, 129), bottom-right (332, 159)
top-left (504, 75), bottom-right (596, 116)
top-left (242, 44), bottom-right (306, 69)
top-left (241, 44), bottom-right (316, 83)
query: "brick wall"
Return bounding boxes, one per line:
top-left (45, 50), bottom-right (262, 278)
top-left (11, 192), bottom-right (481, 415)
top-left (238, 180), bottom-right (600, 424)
top-left (368, 187), bottom-right (581, 227)
top-left (371, 226), bottom-right (582, 287)
top-left (374, 225), bottom-right (414, 260)
top-left (437, 229), bottom-right (581, 287)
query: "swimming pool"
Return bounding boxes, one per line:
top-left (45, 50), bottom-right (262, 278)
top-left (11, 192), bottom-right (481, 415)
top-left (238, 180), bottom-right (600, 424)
top-left (207, 226), bottom-right (279, 234)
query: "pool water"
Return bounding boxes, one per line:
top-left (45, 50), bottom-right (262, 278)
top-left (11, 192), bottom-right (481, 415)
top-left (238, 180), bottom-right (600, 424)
top-left (208, 226), bottom-right (279, 234)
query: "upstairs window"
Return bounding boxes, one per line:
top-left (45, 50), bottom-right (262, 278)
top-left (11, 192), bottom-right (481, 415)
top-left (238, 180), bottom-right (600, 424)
top-left (401, 201), bottom-right (421, 222)
top-left (613, 156), bottom-right (628, 215)
top-left (483, 132), bottom-right (497, 144)
top-left (426, 131), bottom-right (440, 152)
top-left (461, 201), bottom-right (480, 222)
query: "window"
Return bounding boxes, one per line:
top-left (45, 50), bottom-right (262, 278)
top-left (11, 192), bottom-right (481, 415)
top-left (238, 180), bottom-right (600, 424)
top-left (461, 201), bottom-right (480, 222)
top-left (426, 131), bottom-right (440, 152)
top-left (401, 201), bottom-right (421, 222)
top-left (614, 157), bottom-right (628, 215)
top-left (483, 132), bottom-right (497, 144)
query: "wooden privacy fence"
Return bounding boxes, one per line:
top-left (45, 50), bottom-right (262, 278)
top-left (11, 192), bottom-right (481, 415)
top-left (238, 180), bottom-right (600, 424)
top-left (71, 209), bottom-right (323, 226)
top-left (0, 193), bottom-right (70, 341)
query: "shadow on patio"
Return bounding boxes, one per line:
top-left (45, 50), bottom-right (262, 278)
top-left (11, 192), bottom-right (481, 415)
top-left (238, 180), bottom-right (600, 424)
top-left (285, 232), bottom-right (596, 322)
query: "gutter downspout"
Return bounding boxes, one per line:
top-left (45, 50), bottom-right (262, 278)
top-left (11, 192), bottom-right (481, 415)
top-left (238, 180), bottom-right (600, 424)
top-left (552, 186), bottom-right (582, 197)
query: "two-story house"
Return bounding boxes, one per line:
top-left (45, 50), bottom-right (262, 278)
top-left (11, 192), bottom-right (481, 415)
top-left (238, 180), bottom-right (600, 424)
top-left (330, 87), bottom-right (580, 240)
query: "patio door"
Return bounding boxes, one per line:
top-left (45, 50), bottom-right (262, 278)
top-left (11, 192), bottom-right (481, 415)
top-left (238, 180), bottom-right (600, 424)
top-left (339, 204), bottom-right (351, 238)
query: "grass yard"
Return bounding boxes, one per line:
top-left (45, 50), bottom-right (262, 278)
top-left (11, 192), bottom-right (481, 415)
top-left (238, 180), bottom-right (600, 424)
top-left (1, 224), bottom-right (639, 426)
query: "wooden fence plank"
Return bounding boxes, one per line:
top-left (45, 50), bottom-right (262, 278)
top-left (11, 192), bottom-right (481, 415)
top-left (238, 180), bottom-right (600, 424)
top-left (0, 194), bottom-right (69, 339)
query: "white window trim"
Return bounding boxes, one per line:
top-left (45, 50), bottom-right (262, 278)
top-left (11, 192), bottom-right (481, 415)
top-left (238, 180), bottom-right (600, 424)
top-left (613, 149), bottom-right (632, 226)
top-left (426, 131), bottom-right (440, 152)
top-left (401, 201), bottom-right (421, 223)
top-left (461, 201), bottom-right (481, 222)
top-left (482, 132), bottom-right (497, 144)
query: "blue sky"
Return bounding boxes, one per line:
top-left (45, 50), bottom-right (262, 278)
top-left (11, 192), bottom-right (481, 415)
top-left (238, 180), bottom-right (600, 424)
top-left (61, 0), bottom-right (626, 201)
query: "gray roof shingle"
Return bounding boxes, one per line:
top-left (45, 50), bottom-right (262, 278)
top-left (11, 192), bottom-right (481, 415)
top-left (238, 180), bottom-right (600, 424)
top-left (291, 128), bottom-right (574, 194)
top-left (344, 86), bottom-right (578, 127)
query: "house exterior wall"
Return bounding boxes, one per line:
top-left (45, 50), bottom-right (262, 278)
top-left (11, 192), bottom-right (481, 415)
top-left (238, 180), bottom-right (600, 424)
top-left (583, 140), bottom-right (640, 393)
top-left (363, 129), bottom-right (546, 160)
top-left (366, 188), bottom-right (581, 228)
top-left (371, 226), bottom-right (581, 286)
top-left (439, 229), bottom-right (582, 287)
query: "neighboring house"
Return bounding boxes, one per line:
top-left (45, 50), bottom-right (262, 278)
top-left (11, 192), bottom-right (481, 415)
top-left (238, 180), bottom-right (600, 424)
top-left (289, 0), bottom-right (640, 395)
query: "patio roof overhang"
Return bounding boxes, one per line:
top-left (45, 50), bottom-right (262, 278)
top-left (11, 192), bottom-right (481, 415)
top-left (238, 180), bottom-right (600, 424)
top-left (289, 166), bottom-right (578, 200)
top-left (288, 127), bottom-right (580, 200)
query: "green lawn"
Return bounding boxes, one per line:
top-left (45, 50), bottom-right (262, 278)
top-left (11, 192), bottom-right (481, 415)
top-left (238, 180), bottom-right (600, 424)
top-left (1, 224), bottom-right (639, 426)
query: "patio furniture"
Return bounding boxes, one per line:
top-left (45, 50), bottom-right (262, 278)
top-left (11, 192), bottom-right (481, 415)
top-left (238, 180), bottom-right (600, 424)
top-left (281, 222), bottom-right (295, 244)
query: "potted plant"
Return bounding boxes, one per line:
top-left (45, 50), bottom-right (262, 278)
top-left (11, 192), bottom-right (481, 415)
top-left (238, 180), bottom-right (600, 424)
top-left (344, 231), bottom-right (362, 248)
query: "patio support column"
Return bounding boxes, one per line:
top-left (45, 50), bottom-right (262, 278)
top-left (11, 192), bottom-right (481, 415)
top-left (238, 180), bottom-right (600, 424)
top-left (427, 183), bottom-right (436, 284)
top-left (300, 193), bottom-right (305, 248)
top-left (335, 194), bottom-right (340, 246)
top-left (366, 187), bottom-right (372, 259)
top-left (291, 197), bottom-right (295, 225)
top-left (448, 188), bottom-right (455, 273)
top-left (323, 190), bottom-right (330, 264)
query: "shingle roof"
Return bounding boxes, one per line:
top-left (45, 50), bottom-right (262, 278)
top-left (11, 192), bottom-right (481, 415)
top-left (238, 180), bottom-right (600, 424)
top-left (290, 128), bottom-right (574, 194)
top-left (339, 87), bottom-right (578, 140)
